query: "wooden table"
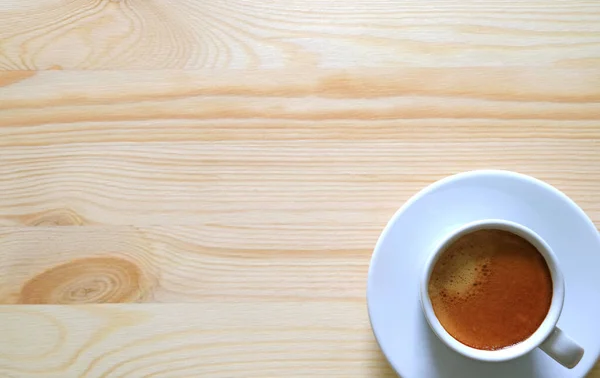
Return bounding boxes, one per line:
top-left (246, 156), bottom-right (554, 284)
top-left (1, 0), bottom-right (599, 376)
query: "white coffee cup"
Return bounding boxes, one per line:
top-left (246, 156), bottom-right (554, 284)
top-left (420, 219), bottom-right (584, 369)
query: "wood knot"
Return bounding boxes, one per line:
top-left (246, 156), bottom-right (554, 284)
top-left (24, 208), bottom-right (86, 226)
top-left (19, 257), bottom-right (148, 304)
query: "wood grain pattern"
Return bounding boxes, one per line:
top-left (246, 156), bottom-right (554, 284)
top-left (1, 0), bottom-right (600, 69)
top-left (1, 69), bottom-right (599, 228)
top-left (0, 303), bottom-right (395, 377)
top-left (1, 67), bottom-right (599, 376)
top-left (2, 0), bottom-right (600, 375)
top-left (0, 226), bottom-right (369, 304)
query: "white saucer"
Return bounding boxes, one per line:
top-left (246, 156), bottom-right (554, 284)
top-left (367, 170), bottom-right (600, 378)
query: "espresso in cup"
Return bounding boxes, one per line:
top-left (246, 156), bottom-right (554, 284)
top-left (428, 229), bottom-right (553, 351)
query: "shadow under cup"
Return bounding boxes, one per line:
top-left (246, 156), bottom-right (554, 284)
top-left (420, 219), bottom-right (583, 368)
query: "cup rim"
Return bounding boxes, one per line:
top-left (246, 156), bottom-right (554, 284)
top-left (420, 219), bottom-right (565, 362)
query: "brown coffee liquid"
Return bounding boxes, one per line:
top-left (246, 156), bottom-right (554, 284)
top-left (428, 229), bottom-right (553, 350)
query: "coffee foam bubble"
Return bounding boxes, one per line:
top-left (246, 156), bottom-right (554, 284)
top-left (429, 234), bottom-right (494, 302)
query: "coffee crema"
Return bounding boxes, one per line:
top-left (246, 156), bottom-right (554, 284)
top-left (428, 229), bottom-right (553, 351)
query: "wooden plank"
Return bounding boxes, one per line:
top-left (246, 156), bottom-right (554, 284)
top-left (1, 68), bottom-right (599, 228)
top-left (0, 0), bottom-right (599, 70)
top-left (0, 226), bottom-right (370, 304)
top-left (0, 303), bottom-right (396, 377)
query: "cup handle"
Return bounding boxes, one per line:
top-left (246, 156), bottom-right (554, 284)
top-left (539, 327), bottom-right (584, 369)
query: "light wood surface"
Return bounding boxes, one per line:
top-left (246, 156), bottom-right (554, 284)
top-left (1, 0), bottom-right (600, 377)
top-left (1, 0), bottom-right (600, 69)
